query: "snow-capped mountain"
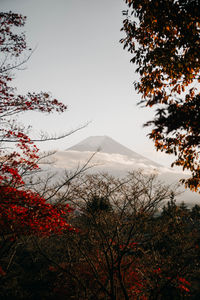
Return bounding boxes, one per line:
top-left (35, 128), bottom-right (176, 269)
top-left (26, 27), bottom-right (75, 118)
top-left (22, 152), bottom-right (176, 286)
top-left (49, 135), bottom-right (163, 174)
top-left (41, 136), bottom-right (200, 205)
top-left (67, 135), bottom-right (161, 168)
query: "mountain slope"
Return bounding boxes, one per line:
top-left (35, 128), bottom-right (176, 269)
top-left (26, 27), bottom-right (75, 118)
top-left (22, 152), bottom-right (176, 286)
top-left (67, 135), bottom-right (161, 168)
top-left (40, 136), bottom-right (200, 205)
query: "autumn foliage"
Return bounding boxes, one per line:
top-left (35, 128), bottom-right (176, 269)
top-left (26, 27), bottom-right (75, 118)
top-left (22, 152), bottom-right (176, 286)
top-left (0, 12), bottom-right (72, 242)
top-left (41, 173), bottom-right (198, 299)
top-left (1, 8), bottom-right (200, 299)
top-left (121, 0), bottom-right (200, 192)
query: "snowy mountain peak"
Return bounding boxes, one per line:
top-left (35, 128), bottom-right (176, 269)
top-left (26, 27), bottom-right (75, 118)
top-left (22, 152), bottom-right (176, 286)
top-left (43, 136), bottom-right (200, 205)
top-left (66, 135), bottom-right (161, 167)
top-left (67, 135), bottom-right (134, 156)
top-left (71, 135), bottom-right (110, 149)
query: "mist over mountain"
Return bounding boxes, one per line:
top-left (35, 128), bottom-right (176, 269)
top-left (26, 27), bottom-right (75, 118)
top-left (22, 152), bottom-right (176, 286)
top-left (67, 135), bottom-right (161, 167)
top-left (41, 136), bottom-right (199, 206)
top-left (50, 135), bottom-right (165, 174)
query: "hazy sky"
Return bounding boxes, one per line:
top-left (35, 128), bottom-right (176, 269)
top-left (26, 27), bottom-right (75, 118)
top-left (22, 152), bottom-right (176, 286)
top-left (1, 0), bottom-right (175, 167)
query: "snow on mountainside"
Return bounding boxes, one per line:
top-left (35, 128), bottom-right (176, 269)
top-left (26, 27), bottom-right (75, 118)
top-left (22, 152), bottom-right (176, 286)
top-left (67, 135), bottom-right (161, 168)
top-left (40, 136), bottom-right (200, 205)
top-left (49, 135), bottom-right (164, 173)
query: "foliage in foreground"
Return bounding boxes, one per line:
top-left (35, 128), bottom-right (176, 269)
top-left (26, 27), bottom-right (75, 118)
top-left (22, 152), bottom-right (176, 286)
top-left (1, 173), bottom-right (199, 299)
top-left (1, 6), bottom-right (200, 300)
top-left (0, 10), bottom-right (75, 279)
top-left (121, 0), bottom-right (200, 192)
top-left (0, 12), bottom-right (75, 227)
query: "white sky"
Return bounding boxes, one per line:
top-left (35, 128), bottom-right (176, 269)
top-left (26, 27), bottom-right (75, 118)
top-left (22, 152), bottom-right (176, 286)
top-left (1, 0), bottom-right (176, 167)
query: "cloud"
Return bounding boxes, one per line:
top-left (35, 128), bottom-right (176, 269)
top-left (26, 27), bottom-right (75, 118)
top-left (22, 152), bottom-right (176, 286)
top-left (41, 150), bottom-right (189, 176)
top-left (46, 150), bottom-right (160, 172)
top-left (39, 150), bottom-right (200, 205)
